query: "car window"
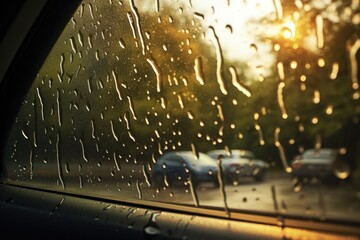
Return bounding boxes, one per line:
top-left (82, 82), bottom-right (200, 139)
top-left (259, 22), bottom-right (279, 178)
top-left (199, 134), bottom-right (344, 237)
top-left (186, 153), bottom-right (217, 167)
top-left (163, 155), bottom-right (184, 167)
top-left (302, 149), bottom-right (336, 159)
top-left (2, 0), bottom-right (359, 225)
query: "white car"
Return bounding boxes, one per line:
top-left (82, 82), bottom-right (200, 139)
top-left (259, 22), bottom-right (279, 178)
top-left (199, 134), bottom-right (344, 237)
top-left (207, 149), bottom-right (270, 183)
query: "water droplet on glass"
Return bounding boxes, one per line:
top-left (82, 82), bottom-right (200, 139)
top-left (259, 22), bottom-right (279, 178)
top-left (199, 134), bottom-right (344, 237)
top-left (191, 143), bottom-right (199, 160)
top-left (318, 58), bottom-right (325, 67)
top-left (103, 204), bottom-right (113, 211)
top-left (313, 90), bottom-right (320, 104)
top-left (188, 174), bottom-right (199, 207)
top-left (194, 57), bottom-right (205, 85)
top-left (225, 24), bottom-right (232, 33)
top-left (194, 12), bottom-right (204, 20)
top-left (216, 156), bottom-right (229, 216)
top-left (277, 82), bottom-right (288, 119)
top-left (147, 56), bottom-right (162, 92)
top-left (334, 161), bottom-right (351, 180)
top-left (250, 43), bottom-right (257, 53)
top-left (209, 26), bottom-right (227, 95)
top-left (349, 39), bottom-right (360, 90)
top-left (315, 15), bottom-right (324, 49)
top-left (293, 179), bottom-right (303, 193)
top-left (273, 0), bottom-right (283, 19)
top-left (119, 38), bottom-right (126, 49)
top-left (229, 66), bottom-right (251, 97)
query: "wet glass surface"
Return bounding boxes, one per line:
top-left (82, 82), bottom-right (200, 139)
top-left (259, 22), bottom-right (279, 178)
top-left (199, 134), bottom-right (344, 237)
top-left (3, 0), bottom-right (360, 223)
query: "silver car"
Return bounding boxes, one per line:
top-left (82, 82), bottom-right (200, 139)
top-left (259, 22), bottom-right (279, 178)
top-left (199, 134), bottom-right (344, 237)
top-left (207, 149), bottom-right (269, 183)
top-left (152, 151), bottom-right (219, 188)
top-left (290, 148), bottom-right (351, 182)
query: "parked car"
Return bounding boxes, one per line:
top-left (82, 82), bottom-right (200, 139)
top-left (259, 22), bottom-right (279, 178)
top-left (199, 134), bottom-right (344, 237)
top-left (152, 151), bottom-right (219, 188)
top-left (290, 148), bottom-right (351, 183)
top-left (206, 149), bottom-right (269, 183)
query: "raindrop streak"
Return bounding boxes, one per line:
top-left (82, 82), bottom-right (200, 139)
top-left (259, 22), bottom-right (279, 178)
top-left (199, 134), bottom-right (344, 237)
top-left (209, 26), bottom-right (228, 95)
top-left (313, 90), bottom-right (320, 104)
top-left (194, 12), bottom-right (204, 20)
top-left (274, 128), bottom-right (291, 173)
top-left (65, 162), bottom-right (70, 173)
top-left (293, 179), bottom-right (303, 193)
top-left (119, 38), bottom-right (126, 49)
top-left (103, 204), bottom-right (113, 211)
top-left (129, 0), bottom-right (146, 55)
top-left (142, 164), bottom-right (151, 187)
top-left (229, 66), bottom-right (251, 97)
top-left (250, 43), bottom-right (257, 53)
top-left (191, 143), bottom-right (199, 160)
top-left (273, 0), bottom-right (283, 19)
top-left (318, 191), bottom-right (326, 220)
top-left (155, 0), bottom-right (159, 12)
top-left (217, 157), bottom-right (229, 217)
top-left (49, 198), bottom-right (65, 218)
top-left (271, 185), bottom-right (283, 226)
top-left (178, 94), bottom-right (184, 109)
top-left (127, 96), bottom-right (138, 120)
top-left (147, 56), bottom-right (162, 92)
top-left (254, 120), bottom-right (265, 145)
top-left (124, 112), bottom-right (131, 130)
top-left (91, 119), bottom-right (96, 138)
top-left (187, 110), bottom-right (194, 120)
top-left (33, 131), bottom-right (37, 148)
top-left (56, 89), bottom-right (62, 126)
top-left (22, 129), bottom-right (29, 139)
top-left (277, 82), bottom-right (288, 119)
top-left (56, 133), bottom-right (65, 190)
top-left (88, 3), bottom-right (94, 19)
top-left (79, 3), bottom-right (84, 17)
top-left (88, 35), bottom-right (93, 49)
top-left (128, 131), bottom-right (136, 142)
top-left (194, 57), bottom-right (205, 85)
top-left (349, 39), bottom-right (360, 90)
top-left (87, 78), bottom-right (92, 94)
top-left (127, 13), bottom-right (137, 39)
top-left (79, 176), bottom-right (83, 188)
top-left (113, 152), bottom-right (121, 171)
top-left (188, 175), bottom-right (199, 207)
top-left (277, 62), bottom-right (285, 81)
top-left (69, 37), bottom-right (77, 54)
top-left (112, 70), bottom-right (123, 101)
top-left (59, 54), bottom-right (65, 76)
top-left (77, 30), bottom-right (84, 47)
top-left (36, 88), bottom-right (45, 121)
top-left (225, 25), bottom-right (232, 33)
top-left (29, 149), bottom-right (33, 180)
top-left (79, 139), bottom-right (89, 162)
top-left (329, 62), bottom-right (339, 80)
top-left (315, 134), bottom-right (322, 150)
top-left (160, 97), bottom-right (166, 109)
top-left (136, 179), bottom-right (142, 199)
top-left (217, 105), bottom-right (224, 122)
top-left (110, 120), bottom-right (119, 141)
top-left (315, 15), bottom-right (324, 49)
top-left (144, 212), bottom-right (161, 236)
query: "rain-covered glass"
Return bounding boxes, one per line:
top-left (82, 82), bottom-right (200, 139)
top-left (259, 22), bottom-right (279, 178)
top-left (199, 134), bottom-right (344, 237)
top-left (3, 0), bottom-right (360, 224)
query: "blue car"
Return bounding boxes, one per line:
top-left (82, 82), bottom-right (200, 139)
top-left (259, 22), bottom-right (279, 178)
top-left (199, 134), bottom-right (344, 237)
top-left (152, 151), bottom-right (219, 188)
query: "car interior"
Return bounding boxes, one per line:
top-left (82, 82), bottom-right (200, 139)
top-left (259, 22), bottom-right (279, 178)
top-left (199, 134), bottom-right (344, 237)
top-left (0, 0), bottom-right (359, 239)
